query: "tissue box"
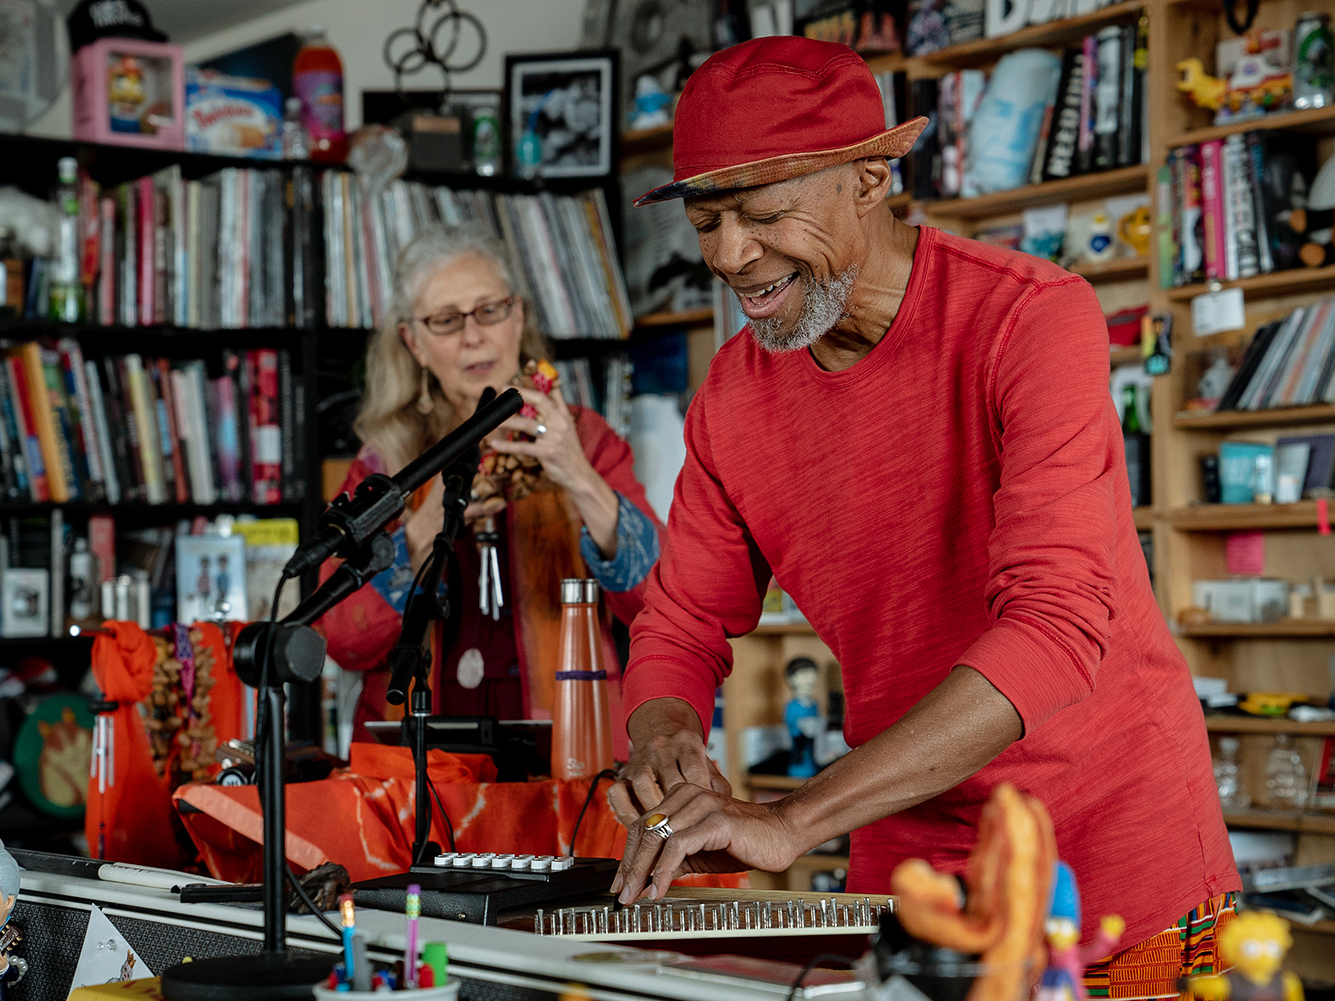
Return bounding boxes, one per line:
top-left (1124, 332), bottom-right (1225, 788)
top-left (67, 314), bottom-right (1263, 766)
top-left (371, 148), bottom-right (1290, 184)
top-left (72, 37), bottom-right (185, 149)
top-left (1193, 578), bottom-right (1290, 623)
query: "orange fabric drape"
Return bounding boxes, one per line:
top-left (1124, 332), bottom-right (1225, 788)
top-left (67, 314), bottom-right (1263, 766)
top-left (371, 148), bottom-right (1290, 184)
top-left (175, 743), bottom-right (747, 893)
top-left (85, 622), bottom-right (179, 865)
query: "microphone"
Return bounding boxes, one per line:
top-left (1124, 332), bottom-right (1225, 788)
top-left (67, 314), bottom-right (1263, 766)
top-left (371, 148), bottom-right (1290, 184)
top-left (282, 387), bottom-right (519, 578)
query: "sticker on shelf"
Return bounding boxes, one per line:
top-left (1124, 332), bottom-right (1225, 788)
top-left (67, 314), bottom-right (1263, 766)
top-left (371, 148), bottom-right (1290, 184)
top-left (1190, 287), bottom-right (1246, 337)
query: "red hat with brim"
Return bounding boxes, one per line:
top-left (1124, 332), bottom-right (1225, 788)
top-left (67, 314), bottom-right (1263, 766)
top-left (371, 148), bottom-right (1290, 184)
top-left (634, 36), bottom-right (928, 207)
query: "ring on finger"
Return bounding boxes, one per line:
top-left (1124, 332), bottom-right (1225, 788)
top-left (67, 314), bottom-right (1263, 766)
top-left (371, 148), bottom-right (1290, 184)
top-left (535, 423), bottom-right (547, 436)
top-left (644, 812), bottom-right (674, 840)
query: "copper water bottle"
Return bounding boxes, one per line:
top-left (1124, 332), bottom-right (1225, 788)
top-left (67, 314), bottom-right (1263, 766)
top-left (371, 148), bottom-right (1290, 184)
top-left (552, 578), bottom-right (614, 781)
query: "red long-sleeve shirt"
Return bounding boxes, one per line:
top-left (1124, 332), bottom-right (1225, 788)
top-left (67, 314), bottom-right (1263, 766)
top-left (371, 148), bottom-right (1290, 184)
top-left (625, 226), bottom-right (1239, 947)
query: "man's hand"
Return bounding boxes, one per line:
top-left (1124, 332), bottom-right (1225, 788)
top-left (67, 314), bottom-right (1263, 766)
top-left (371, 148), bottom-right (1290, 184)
top-left (610, 783), bottom-right (804, 904)
top-left (606, 698), bottom-right (731, 828)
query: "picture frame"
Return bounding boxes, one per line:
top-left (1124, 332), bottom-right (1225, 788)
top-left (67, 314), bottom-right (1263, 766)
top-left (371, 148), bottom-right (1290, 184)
top-left (175, 535), bottom-right (247, 625)
top-left (504, 50), bottom-right (618, 179)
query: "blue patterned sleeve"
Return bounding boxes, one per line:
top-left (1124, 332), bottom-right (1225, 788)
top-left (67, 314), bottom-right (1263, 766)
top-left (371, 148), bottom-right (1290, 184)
top-left (580, 492), bottom-right (661, 593)
top-left (368, 526), bottom-right (434, 615)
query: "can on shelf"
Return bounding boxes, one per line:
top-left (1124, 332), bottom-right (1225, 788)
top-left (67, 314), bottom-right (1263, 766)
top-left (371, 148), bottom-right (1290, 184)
top-left (1294, 11), bottom-right (1334, 109)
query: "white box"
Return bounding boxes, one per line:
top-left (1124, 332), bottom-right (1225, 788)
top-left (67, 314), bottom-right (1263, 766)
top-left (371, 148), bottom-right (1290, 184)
top-left (1193, 578), bottom-right (1290, 623)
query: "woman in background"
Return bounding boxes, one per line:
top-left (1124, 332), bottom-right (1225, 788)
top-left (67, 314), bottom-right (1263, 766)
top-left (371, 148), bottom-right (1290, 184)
top-left (319, 225), bottom-right (662, 751)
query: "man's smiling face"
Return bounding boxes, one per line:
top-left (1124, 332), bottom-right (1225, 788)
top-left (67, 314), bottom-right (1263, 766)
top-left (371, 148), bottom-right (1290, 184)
top-left (685, 165), bottom-right (865, 352)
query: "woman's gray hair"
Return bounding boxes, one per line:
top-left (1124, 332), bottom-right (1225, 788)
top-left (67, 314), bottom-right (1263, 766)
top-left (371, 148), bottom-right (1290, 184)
top-left (354, 223), bottom-right (550, 474)
top-left (389, 224), bottom-right (531, 327)
top-left (0, 842), bottom-right (18, 906)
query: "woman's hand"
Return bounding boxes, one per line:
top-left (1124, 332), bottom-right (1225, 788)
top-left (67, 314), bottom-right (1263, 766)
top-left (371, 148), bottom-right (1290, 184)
top-left (403, 475), bottom-right (505, 571)
top-left (486, 386), bottom-right (620, 556)
top-left (610, 783), bottom-right (806, 904)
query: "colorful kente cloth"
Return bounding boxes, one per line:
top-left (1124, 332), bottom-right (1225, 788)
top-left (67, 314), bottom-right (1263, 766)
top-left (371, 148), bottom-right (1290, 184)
top-left (1083, 892), bottom-right (1237, 1000)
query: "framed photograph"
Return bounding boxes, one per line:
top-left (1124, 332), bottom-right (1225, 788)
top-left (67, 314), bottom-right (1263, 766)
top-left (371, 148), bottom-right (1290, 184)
top-left (175, 535), bottom-right (247, 625)
top-left (504, 50), bottom-right (618, 178)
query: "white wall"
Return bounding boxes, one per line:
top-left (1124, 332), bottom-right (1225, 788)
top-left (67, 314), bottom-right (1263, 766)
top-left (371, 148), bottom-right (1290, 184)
top-left (27, 0), bottom-right (588, 137)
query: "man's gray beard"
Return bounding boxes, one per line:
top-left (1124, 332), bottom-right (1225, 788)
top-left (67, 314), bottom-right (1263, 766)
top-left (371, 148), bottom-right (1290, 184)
top-left (746, 265), bottom-right (859, 353)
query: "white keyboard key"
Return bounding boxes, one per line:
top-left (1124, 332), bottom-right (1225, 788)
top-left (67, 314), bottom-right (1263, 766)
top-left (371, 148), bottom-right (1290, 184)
top-left (434, 853), bottom-right (457, 867)
top-left (510, 857), bottom-right (531, 870)
top-left (452, 854), bottom-right (476, 868)
top-left (472, 853), bottom-right (497, 868)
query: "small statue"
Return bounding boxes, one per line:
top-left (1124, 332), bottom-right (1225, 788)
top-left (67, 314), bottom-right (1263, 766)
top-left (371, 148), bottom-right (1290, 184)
top-left (1190, 911), bottom-right (1303, 1001)
top-left (1177, 33), bottom-right (1291, 123)
top-left (1038, 861), bottom-right (1124, 1001)
top-left (628, 75), bottom-right (671, 132)
top-left (784, 656), bottom-right (822, 779)
top-left (0, 841), bottom-right (25, 998)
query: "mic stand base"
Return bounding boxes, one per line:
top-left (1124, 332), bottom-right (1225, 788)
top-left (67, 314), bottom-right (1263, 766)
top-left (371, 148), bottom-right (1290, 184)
top-left (161, 954), bottom-right (337, 1001)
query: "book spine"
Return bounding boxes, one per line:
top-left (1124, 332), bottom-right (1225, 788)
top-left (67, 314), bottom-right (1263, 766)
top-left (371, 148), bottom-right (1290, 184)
top-left (137, 175), bottom-right (154, 327)
top-left (1199, 140), bottom-right (1227, 282)
top-left (98, 197), bottom-right (115, 325)
top-left (89, 513), bottom-right (116, 595)
top-left (0, 364), bottom-right (30, 501)
top-left (212, 372), bottom-right (242, 502)
top-left (123, 354), bottom-right (165, 504)
top-left (248, 349), bottom-right (281, 505)
top-left (1244, 133), bottom-right (1276, 275)
top-left (1043, 48), bottom-right (1083, 181)
top-left (83, 359), bottom-right (119, 505)
top-left (102, 357), bottom-right (142, 503)
top-left (1224, 134), bottom-right (1259, 280)
top-left (41, 349), bottom-right (85, 502)
top-left (17, 344), bottom-right (68, 502)
top-left (1092, 26), bottom-right (1121, 171)
top-left (5, 355), bottom-right (46, 502)
top-left (278, 349), bottom-right (297, 502)
top-left (156, 357), bottom-right (189, 503)
top-left (57, 340), bottom-right (103, 502)
top-left (120, 183), bottom-right (136, 326)
top-left (1076, 34), bottom-right (1097, 175)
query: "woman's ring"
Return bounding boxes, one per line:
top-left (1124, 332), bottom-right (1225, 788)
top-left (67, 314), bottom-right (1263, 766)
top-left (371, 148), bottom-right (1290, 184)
top-left (644, 813), bottom-right (673, 840)
top-left (535, 423), bottom-right (547, 436)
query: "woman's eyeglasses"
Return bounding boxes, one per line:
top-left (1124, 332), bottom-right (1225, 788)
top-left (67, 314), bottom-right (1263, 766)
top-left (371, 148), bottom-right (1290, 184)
top-left (414, 296), bottom-right (516, 336)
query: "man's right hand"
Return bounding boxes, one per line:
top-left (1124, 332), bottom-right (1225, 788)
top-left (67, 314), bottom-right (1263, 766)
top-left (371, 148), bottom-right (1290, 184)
top-left (607, 697), bottom-right (732, 827)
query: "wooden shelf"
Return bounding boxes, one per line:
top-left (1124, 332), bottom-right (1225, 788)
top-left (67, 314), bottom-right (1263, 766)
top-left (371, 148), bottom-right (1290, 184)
top-left (1165, 264), bottom-right (1335, 302)
top-left (620, 123), bottom-right (674, 157)
top-left (632, 308), bottom-right (714, 329)
top-left (1205, 717), bottom-right (1335, 736)
top-left (750, 622), bottom-right (817, 636)
top-left (1070, 257), bottom-right (1150, 284)
top-left (787, 854), bottom-right (850, 874)
top-left (1167, 501), bottom-right (1324, 530)
top-left (1183, 621), bottom-right (1335, 638)
top-left (915, 0), bottom-right (1145, 67)
top-left (1302, 920), bottom-right (1335, 936)
top-left (1169, 105), bottom-right (1335, 147)
top-left (1222, 809), bottom-right (1335, 834)
top-left (1174, 404), bottom-right (1335, 430)
top-left (921, 165), bottom-right (1150, 220)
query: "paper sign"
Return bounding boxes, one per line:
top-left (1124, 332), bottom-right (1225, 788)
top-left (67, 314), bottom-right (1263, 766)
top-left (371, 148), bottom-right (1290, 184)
top-left (1191, 287), bottom-right (1247, 336)
top-left (1225, 532), bottom-right (1266, 576)
top-left (69, 905), bottom-right (155, 993)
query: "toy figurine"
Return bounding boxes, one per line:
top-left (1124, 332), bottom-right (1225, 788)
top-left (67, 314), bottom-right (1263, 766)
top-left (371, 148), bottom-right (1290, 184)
top-left (784, 656), bottom-right (822, 779)
top-left (1037, 861), bottom-right (1124, 1001)
top-left (108, 55), bottom-right (147, 134)
top-left (1177, 32), bottom-right (1291, 123)
top-left (0, 840), bottom-right (25, 998)
top-left (1190, 911), bottom-right (1303, 1001)
top-left (628, 75), bottom-right (671, 131)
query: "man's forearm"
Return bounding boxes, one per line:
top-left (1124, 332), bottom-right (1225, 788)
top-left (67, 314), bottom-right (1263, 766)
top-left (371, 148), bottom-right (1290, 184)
top-left (628, 696), bottom-right (704, 747)
top-left (775, 665), bottom-right (1023, 852)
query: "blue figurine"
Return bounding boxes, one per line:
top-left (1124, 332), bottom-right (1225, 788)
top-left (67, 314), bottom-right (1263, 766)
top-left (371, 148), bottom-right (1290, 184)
top-left (784, 657), bottom-right (822, 779)
top-left (1038, 861), bottom-right (1124, 1001)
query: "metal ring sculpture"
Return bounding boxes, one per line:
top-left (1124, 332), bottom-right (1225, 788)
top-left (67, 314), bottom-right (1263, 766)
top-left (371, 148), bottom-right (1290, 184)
top-left (383, 0), bottom-right (487, 98)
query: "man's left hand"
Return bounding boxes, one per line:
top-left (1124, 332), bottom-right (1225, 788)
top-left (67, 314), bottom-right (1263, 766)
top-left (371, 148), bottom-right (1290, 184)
top-left (610, 783), bottom-right (805, 904)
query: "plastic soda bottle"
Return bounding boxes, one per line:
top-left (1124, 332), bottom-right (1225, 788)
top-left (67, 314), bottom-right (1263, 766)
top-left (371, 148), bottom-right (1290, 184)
top-left (293, 26), bottom-right (346, 163)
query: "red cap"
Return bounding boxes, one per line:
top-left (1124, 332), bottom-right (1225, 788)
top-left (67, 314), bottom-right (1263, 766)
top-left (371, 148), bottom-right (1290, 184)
top-left (635, 37), bottom-right (927, 206)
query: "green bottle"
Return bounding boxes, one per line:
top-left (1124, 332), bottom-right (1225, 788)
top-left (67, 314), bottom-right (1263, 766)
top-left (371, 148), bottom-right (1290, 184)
top-left (49, 157), bottom-right (84, 324)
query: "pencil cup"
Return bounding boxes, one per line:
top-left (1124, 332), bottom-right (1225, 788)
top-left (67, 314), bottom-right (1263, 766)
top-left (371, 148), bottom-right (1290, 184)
top-left (312, 981), bottom-right (458, 999)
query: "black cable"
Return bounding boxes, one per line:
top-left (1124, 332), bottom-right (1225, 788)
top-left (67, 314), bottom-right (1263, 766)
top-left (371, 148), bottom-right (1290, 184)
top-left (283, 862), bottom-right (343, 940)
top-left (786, 953), bottom-right (856, 1001)
top-left (428, 778), bottom-right (456, 852)
top-left (570, 769), bottom-right (618, 858)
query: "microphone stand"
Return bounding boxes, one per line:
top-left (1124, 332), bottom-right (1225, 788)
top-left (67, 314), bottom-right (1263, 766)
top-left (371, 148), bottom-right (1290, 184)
top-left (160, 388), bottom-right (519, 1001)
top-left (386, 448), bottom-right (476, 867)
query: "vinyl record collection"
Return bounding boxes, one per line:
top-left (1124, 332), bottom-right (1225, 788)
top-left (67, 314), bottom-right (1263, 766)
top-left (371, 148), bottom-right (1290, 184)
top-left (321, 177), bottom-right (633, 338)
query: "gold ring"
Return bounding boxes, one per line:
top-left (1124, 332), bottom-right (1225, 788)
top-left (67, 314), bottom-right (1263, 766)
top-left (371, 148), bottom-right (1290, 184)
top-left (645, 813), bottom-right (673, 840)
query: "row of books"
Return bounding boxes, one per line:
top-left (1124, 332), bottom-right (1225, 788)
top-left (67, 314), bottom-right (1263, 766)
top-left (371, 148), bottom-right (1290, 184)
top-left (551, 354), bottom-right (633, 439)
top-left (1215, 295), bottom-right (1335, 412)
top-left (321, 176), bottom-right (633, 339)
top-left (53, 165), bottom-right (320, 330)
top-left (0, 339), bottom-right (305, 507)
top-left (905, 22), bottom-right (1147, 200)
top-left (1161, 133), bottom-right (1308, 288)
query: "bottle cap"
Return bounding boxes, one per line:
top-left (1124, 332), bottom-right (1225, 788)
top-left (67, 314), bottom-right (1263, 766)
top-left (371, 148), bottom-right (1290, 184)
top-left (560, 579), bottom-right (599, 605)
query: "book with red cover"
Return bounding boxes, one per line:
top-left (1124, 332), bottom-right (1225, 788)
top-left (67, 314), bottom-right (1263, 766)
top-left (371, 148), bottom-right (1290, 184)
top-left (1199, 139), bottom-right (1227, 282)
top-left (248, 349), bottom-right (281, 504)
top-left (137, 175), bottom-right (155, 327)
top-left (88, 512), bottom-right (116, 592)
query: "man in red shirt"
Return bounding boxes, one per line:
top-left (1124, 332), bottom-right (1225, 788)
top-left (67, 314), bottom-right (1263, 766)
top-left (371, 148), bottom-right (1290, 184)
top-left (609, 36), bottom-right (1240, 995)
